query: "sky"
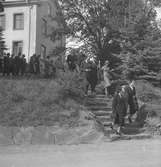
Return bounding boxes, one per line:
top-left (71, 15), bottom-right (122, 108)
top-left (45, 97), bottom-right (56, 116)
top-left (156, 7), bottom-right (161, 20)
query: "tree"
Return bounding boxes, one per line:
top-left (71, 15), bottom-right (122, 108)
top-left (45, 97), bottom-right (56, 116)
top-left (58, 0), bottom-right (157, 67)
top-left (117, 14), bottom-right (161, 79)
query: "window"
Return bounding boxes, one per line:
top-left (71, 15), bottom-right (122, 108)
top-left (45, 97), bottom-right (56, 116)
top-left (12, 41), bottom-right (23, 56)
top-left (0, 15), bottom-right (5, 30)
top-left (40, 45), bottom-right (46, 58)
top-left (42, 19), bottom-right (47, 35)
top-left (13, 13), bottom-right (24, 30)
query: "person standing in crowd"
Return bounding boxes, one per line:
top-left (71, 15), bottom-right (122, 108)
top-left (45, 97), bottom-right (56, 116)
top-left (10, 54), bottom-right (15, 76)
top-left (3, 53), bottom-right (10, 76)
top-left (44, 56), bottom-right (51, 78)
top-left (112, 85), bottom-right (127, 135)
top-left (0, 54), bottom-right (3, 73)
top-left (126, 77), bottom-right (139, 123)
top-left (20, 54), bottom-right (26, 76)
top-left (29, 54), bottom-right (36, 74)
top-left (14, 52), bottom-right (21, 76)
top-left (66, 54), bottom-right (76, 71)
top-left (84, 58), bottom-right (98, 96)
top-left (35, 54), bottom-right (40, 75)
top-left (102, 60), bottom-right (112, 97)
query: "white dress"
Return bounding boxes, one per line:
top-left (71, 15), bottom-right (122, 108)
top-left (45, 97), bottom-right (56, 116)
top-left (102, 65), bottom-right (111, 88)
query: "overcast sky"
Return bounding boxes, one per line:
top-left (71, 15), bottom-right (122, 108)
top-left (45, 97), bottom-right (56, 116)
top-left (156, 7), bottom-right (161, 20)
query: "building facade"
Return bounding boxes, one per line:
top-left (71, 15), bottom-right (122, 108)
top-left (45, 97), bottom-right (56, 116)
top-left (0, 0), bottom-right (65, 62)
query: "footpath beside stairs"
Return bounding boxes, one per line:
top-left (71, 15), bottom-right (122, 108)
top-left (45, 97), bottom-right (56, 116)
top-left (85, 94), bottom-right (152, 141)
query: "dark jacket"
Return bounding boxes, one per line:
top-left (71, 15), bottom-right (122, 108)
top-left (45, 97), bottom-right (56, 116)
top-left (112, 92), bottom-right (127, 125)
top-left (84, 61), bottom-right (97, 84)
top-left (126, 86), bottom-right (139, 115)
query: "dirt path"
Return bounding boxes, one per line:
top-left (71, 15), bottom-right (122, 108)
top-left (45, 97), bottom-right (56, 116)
top-left (0, 139), bottom-right (161, 167)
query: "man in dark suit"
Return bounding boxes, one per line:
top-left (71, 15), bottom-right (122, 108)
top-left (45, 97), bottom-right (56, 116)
top-left (112, 85), bottom-right (128, 134)
top-left (14, 53), bottom-right (21, 76)
top-left (126, 79), bottom-right (139, 123)
top-left (20, 54), bottom-right (26, 76)
top-left (3, 53), bottom-right (10, 76)
top-left (84, 58), bottom-right (98, 96)
top-left (66, 54), bottom-right (76, 71)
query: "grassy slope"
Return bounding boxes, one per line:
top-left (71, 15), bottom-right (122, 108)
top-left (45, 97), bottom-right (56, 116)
top-left (0, 77), bottom-right (84, 127)
top-left (0, 77), bottom-right (160, 132)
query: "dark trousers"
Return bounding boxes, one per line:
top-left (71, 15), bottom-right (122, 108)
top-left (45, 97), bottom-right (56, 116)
top-left (114, 113), bottom-right (125, 127)
top-left (85, 80), bottom-right (97, 94)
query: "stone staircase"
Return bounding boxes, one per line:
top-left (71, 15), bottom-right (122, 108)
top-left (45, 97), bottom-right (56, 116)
top-left (85, 94), bottom-right (152, 140)
top-left (85, 94), bottom-right (113, 135)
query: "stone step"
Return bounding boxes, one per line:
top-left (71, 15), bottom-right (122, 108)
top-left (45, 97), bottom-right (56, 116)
top-left (96, 115), bottom-right (111, 122)
top-left (92, 110), bottom-right (112, 116)
top-left (85, 101), bottom-right (110, 106)
top-left (87, 96), bottom-right (111, 100)
top-left (121, 127), bottom-right (141, 135)
top-left (109, 133), bottom-right (152, 141)
top-left (102, 122), bottom-right (112, 127)
top-left (88, 107), bottom-right (112, 111)
top-left (95, 94), bottom-right (108, 98)
top-left (85, 101), bottom-right (109, 105)
top-left (86, 99), bottom-right (111, 104)
top-left (88, 99), bottom-right (111, 103)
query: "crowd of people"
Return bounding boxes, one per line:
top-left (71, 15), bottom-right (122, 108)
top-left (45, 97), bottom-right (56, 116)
top-left (0, 53), bottom-right (27, 76)
top-left (0, 53), bottom-right (56, 77)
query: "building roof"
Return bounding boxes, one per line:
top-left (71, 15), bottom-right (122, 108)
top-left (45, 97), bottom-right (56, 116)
top-left (2, 0), bottom-right (41, 7)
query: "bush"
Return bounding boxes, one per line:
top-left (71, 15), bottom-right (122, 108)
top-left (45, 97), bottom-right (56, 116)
top-left (136, 80), bottom-right (161, 104)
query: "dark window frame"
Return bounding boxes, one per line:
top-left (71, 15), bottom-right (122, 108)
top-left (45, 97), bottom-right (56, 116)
top-left (0, 14), bottom-right (5, 30)
top-left (13, 13), bottom-right (24, 30)
top-left (12, 40), bottom-right (23, 56)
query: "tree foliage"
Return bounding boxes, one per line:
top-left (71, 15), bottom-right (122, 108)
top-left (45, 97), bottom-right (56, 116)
top-left (59, 0), bottom-right (161, 80)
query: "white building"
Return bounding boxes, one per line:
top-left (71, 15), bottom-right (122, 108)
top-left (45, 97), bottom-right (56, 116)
top-left (0, 0), bottom-right (65, 62)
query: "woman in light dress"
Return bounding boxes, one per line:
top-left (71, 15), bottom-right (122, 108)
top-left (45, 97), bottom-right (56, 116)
top-left (102, 60), bottom-right (111, 97)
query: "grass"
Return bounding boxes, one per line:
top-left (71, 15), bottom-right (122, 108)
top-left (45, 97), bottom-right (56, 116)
top-left (135, 80), bottom-right (161, 134)
top-left (0, 74), bottom-right (161, 136)
top-left (0, 71), bottom-right (85, 127)
top-left (136, 80), bottom-right (161, 105)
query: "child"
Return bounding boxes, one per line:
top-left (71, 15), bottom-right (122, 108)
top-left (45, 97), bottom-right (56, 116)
top-left (111, 85), bottom-right (128, 135)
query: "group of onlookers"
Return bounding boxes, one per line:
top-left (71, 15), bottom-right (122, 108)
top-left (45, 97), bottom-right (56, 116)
top-left (0, 53), bottom-right (26, 76)
top-left (0, 53), bottom-right (56, 78)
